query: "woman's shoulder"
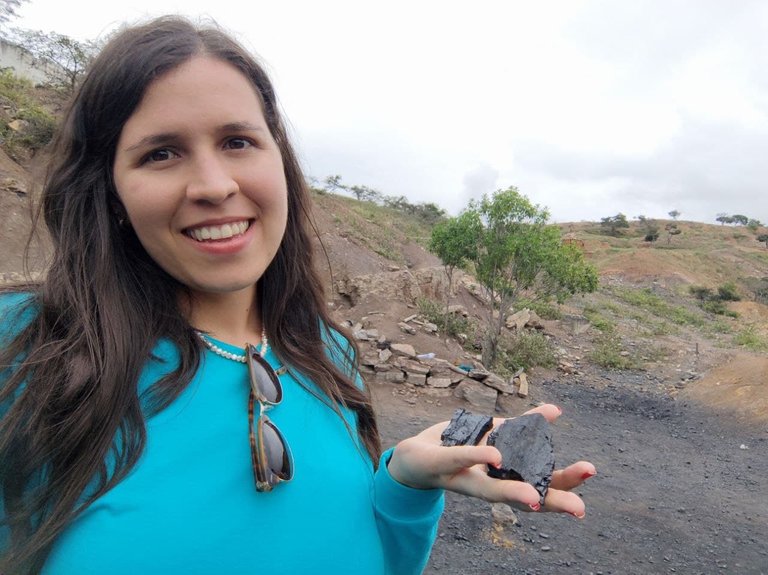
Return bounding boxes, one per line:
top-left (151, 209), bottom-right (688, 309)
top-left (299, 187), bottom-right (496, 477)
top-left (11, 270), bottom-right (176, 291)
top-left (320, 322), bottom-right (360, 381)
top-left (0, 291), bottom-right (38, 342)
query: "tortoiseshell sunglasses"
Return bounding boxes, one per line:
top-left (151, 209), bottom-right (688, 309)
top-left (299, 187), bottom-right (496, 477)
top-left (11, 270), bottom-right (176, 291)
top-left (245, 344), bottom-right (294, 492)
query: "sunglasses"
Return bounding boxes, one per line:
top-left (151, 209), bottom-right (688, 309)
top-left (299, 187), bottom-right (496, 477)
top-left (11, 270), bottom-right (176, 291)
top-left (246, 343), bottom-right (294, 492)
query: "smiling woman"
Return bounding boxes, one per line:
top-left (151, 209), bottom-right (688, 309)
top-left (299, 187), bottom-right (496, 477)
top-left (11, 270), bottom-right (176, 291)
top-left (0, 15), bottom-right (594, 575)
top-left (112, 56), bottom-right (289, 298)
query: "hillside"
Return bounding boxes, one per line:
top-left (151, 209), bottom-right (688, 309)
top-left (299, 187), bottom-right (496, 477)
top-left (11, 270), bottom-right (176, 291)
top-left (2, 163), bottom-right (768, 421)
top-left (3, 139), bottom-right (768, 573)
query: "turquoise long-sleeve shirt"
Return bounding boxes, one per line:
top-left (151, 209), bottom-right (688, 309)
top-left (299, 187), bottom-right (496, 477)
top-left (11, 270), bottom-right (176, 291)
top-left (1, 293), bottom-right (444, 574)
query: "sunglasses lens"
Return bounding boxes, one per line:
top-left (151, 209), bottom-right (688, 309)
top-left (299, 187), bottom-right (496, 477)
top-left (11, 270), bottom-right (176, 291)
top-left (247, 349), bottom-right (282, 404)
top-left (260, 418), bottom-right (293, 484)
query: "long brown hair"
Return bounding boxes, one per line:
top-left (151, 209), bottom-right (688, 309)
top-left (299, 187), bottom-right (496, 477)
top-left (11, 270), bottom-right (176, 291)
top-left (0, 16), bottom-right (380, 573)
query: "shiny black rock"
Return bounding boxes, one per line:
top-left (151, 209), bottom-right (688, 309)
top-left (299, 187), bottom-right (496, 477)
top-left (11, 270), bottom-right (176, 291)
top-left (440, 408), bottom-right (494, 447)
top-left (486, 413), bottom-right (555, 501)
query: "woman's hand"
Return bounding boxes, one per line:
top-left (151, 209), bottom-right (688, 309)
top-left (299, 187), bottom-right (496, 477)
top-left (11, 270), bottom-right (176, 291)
top-left (386, 404), bottom-right (595, 518)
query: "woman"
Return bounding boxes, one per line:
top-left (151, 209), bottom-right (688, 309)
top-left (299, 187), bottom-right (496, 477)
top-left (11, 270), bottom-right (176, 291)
top-left (0, 16), bottom-right (594, 574)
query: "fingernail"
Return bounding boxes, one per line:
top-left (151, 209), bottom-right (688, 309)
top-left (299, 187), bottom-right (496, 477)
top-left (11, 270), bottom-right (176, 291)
top-left (570, 512), bottom-right (585, 519)
top-left (581, 472), bottom-right (595, 480)
top-left (529, 502), bottom-right (541, 511)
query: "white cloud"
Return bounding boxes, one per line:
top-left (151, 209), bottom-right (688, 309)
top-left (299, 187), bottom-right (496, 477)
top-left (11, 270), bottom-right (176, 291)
top-left (13, 0), bottom-right (768, 225)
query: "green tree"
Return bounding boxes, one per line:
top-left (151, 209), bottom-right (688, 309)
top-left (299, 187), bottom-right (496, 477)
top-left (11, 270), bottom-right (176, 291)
top-left (8, 28), bottom-right (98, 91)
top-left (747, 219), bottom-right (762, 232)
top-left (732, 214), bottom-right (749, 226)
top-left (665, 222), bottom-right (682, 244)
top-left (445, 187), bottom-right (597, 367)
top-left (668, 209), bottom-right (681, 220)
top-left (412, 202), bottom-right (446, 224)
top-left (635, 215), bottom-right (659, 242)
top-left (757, 234), bottom-right (768, 249)
top-left (716, 213), bottom-right (733, 225)
top-left (323, 174), bottom-right (346, 193)
top-left (600, 213), bottom-right (630, 236)
top-left (429, 211), bottom-right (482, 322)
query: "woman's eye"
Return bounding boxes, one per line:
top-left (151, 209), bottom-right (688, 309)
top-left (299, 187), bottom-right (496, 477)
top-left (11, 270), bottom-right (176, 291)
top-left (224, 138), bottom-right (252, 150)
top-left (145, 148), bottom-right (177, 163)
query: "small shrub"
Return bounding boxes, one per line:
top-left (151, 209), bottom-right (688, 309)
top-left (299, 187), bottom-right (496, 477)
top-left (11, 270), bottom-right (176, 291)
top-left (416, 297), bottom-right (472, 339)
top-left (689, 285), bottom-right (713, 301)
top-left (0, 69), bottom-right (57, 157)
top-left (733, 326), bottom-right (768, 351)
top-left (515, 298), bottom-right (562, 320)
top-left (583, 305), bottom-right (615, 332)
top-left (701, 300), bottom-right (738, 318)
top-left (717, 282), bottom-right (740, 302)
top-left (499, 331), bottom-right (556, 372)
top-left (589, 334), bottom-right (635, 369)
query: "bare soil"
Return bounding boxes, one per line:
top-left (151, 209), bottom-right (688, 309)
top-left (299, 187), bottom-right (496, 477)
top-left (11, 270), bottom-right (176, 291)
top-left (371, 357), bottom-right (768, 575)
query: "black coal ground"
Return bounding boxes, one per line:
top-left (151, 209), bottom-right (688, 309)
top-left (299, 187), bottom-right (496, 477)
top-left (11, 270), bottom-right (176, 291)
top-left (371, 369), bottom-right (768, 575)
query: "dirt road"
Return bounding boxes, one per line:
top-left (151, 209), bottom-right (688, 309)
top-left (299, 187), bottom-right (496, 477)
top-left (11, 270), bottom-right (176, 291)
top-left (371, 365), bottom-right (768, 575)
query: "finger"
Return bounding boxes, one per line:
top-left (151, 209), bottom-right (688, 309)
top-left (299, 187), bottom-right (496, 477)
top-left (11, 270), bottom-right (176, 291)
top-left (549, 461), bottom-right (597, 491)
top-left (447, 469), bottom-right (542, 509)
top-left (483, 404), bottom-right (562, 441)
top-left (433, 445), bottom-right (502, 475)
top-left (522, 403), bottom-right (562, 423)
top-left (541, 488), bottom-right (587, 518)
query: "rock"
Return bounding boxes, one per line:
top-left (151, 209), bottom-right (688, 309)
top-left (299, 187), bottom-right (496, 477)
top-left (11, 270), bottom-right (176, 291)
top-left (375, 371), bottom-right (405, 384)
top-left (453, 380), bottom-right (498, 412)
top-left (516, 373), bottom-right (529, 398)
top-left (7, 119), bottom-right (28, 132)
top-left (424, 322), bottom-right (439, 334)
top-left (361, 352), bottom-right (378, 367)
top-left (491, 503), bottom-right (519, 528)
top-left (440, 408), bottom-right (494, 446)
top-left (2, 177), bottom-right (27, 197)
top-left (378, 348), bottom-right (392, 363)
top-left (467, 368), bottom-right (490, 381)
top-left (558, 361), bottom-right (577, 374)
top-left (426, 377), bottom-right (452, 388)
top-left (447, 304), bottom-right (468, 317)
top-left (486, 413), bottom-right (555, 502)
top-left (406, 372), bottom-right (427, 386)
top-left (483, 373), bottom-right (516, 395)
top-left (354, 330), bottom-right (370, 341)
top-left (506, 308), bottom-right (531, 331)
top-left (563, 314), bottom-right (591, 335)
top-left (394, 357), bottom-right (430, 375)
top-left (526, 310), bottom-right (544, 330)
top-left (390, 343), bottom-right (416, 358)
top-left (365, 329), bottom-right (379, 339)
top-left (398, 322), bottom-right (417, 335)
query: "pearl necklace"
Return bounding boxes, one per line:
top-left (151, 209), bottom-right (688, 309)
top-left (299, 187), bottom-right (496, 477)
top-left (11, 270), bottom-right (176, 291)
top-left (196, 328), bottom-right (268, 362)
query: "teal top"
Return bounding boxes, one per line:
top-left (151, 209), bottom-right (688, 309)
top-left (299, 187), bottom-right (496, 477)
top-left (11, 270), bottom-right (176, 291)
top-left (0, 293), bottom-right (444, 575)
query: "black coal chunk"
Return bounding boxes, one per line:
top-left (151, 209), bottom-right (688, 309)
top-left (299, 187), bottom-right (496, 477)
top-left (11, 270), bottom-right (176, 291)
top-left (486, 413), bottom-right (555, 501)
top-left (440, 408), bottom-right (494, 447)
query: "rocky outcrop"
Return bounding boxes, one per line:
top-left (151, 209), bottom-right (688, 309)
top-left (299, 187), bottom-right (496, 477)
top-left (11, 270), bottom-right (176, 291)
top-left (345, 315), bottom-right (533, 412)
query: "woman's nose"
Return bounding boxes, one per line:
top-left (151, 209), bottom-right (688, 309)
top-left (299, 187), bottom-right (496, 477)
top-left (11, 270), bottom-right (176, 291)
top-left (185, 154), bottom-right (239, 203)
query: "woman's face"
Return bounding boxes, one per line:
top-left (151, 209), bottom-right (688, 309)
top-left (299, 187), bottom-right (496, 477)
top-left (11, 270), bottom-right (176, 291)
top-left (113, 56), bottom-right (289, 299)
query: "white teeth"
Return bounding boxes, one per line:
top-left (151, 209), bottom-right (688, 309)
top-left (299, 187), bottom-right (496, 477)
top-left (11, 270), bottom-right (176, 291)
top-left (188, 220), bottom-right (249, 241)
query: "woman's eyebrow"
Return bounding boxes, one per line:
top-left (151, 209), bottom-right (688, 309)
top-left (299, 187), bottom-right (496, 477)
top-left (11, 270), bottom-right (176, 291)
top-left (219, 121), bottom-right (265, 133)
top-left (124, 123), bottom-right (267, 152)
top-left (124, 133), bottom-right (179, 152)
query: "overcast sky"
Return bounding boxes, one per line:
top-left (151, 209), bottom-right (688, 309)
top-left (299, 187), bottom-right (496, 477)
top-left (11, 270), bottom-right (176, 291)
top-left (12, 0), bottom-right (768, 224)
